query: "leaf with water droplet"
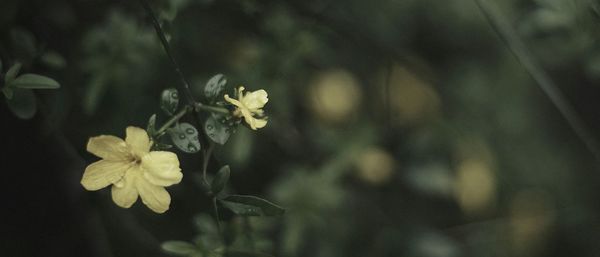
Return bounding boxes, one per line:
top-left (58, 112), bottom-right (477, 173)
top-left (219, 195), bottom-right (285, 216)
top-left (160, 88), bottom-right (179, 116)
top-left (204, 74), bottom-right (227, 99)
top-left (168, 122), bottom-right (201, 153)
top-left (205, 114), bottom-right (232, 145)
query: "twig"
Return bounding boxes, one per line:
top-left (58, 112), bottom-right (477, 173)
top-left (475, 0), bottom-right (600, 162)
top-left (213, 197), bottom-right (223, 234)
top-left (202, 141), bottom-right (215, 186)
top-left (138, 0), bottom-right (197, 106)
top-left (155, 105), bottom-right (191, 136)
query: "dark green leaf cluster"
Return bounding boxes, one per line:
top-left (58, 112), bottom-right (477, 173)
top-left (1, 62), bottom-right (60, 119)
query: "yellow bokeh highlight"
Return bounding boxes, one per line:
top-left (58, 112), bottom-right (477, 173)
top-left (382, 65), bottom-right (441, 126)
top-left (454, 159), bottom-right (496, 216)
top-left (509, 190), bottom-right (555, 257)
top-left (307, 69), bottom-right (362, 124)
top-left (355, 147), bottom-right (396, 185)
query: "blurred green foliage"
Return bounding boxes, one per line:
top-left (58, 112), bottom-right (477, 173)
top-left (3, 0), bottom-right (600, 256)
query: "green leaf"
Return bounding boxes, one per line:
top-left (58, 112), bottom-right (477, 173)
top-left (204, 74), bottom-right (227, 99)
top-left (205, 115), bottom-right (232, 145)
top-left (161, 88), bottom-right (179, 115)
top-left (147, 114), bottom-right (157, 136)
top-left (161, 241), bottom-right (198, 256)
top-left (224, 250), bottom-right (275, 257)
top-left (2, 87), bottom-right (14, 99)
top-left (5, 62), bottom-right (22, 84)
top-left (9, 74), bottom-right (60, 89)
top-left (168, 122), bottom-right (201, 153)
top-left (7, 88), bottom-right (36, 119)
top-left (220, 195), bottom-right (285, 216)
top-left (152, 142), bottom-right (174, 151)
top-left (41, 51), bottom-right (67, 69)
top-left (211, 165), bottom-right (230, 194)
top-left (193, 214), bottom-right (219, 234)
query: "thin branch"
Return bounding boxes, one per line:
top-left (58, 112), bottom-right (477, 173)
top-left (139, 0), bottom-right (197, 106)
top-left (475, 0), bottom-right (600, 162)
top-left (202, 142), bottom-right (215, 186)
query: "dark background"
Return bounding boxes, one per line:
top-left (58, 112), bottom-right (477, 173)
top-left (2, 0), bottom-right (600, 256)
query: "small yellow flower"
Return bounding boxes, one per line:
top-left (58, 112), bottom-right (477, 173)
top-left (81, 126), bottom-right (182, 213)
top-left (224, 86), bottom-right (268, 130)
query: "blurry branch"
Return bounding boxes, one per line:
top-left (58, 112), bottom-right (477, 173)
top-left (139, 0), bottom-right (226, 242)
top-left (139, 0), bottom-right (197, 106)
top-left (475, 0), bottom-right (600, 162)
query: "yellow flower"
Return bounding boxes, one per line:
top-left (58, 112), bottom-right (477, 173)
top-left (81, 127), bottom-right (182, 213)
top-left (224, 86), bottom-right (268, 130)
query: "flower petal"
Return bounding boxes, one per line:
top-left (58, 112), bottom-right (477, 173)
top-left (87, 135), bottom-right (130, 160)
top-left (224, 94), bottom-right (243, 108)
top-left (81, 160), bottom-right (130, 191)
top-left (141, 151), bottom-right (182, 187)
top-left (253, 117), bottom-right (268, 129)
top-left (136, 179), bottom-right (171, 213)
top-left (241, 108), bottom-right (267, 130)
top-left (126, 126), bottom-right (151, 156)
top-left (111, 168), bottom-right (139, 208)
top-left (242, 89), bottom-right (268, 110)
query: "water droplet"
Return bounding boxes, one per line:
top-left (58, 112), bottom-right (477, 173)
top-left (171, 92), bottom-right (178, 99)
top-left (185, 128), bottom-right (195, 134)
top-left (206, 125), bottom-right (214, 130)
top-left (178, 134), bottom-right (186, 139)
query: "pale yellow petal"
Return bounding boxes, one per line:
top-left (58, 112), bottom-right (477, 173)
top-left (141, 151), bottom-right (182, 187)
top-left (87, 135), bottom-right (129, 160)
top-left (253, 117), bottom-right (267, 129)
top-left (241, 109), bottom-right (258, 130)
top-left (136, 179), bottom-right (171, 213)
top-left (81, 160), bottom-right (130, 191)
top-left (224, 94), bottom-right (243, 108)
top-left (242, 89), bottom-right (268, 110)
top-left (126, 126), bottom-right (151, 156)
top-left (111, 168), bottom-right (139, 208)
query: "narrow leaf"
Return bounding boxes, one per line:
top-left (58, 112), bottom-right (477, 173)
top-left (147, 114), bottom-right (157, 136)
top-left (5, 62), bottom-right (22, 84)
top-left (211, 165), bottom-right (230, 194)
top-left (220, 195), bottom-right (284, 216)
top-left (10, 74), bottom-right (60, 89)
top-left (161, 241), bottom-right (198, 256)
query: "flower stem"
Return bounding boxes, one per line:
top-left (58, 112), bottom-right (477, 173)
top-left (155, 106), bottom-right (191, 137)
top-left (202, 142), bottom-right (215, 186)
top-left (195, 103), bottom-right (230, 115)
top-left (213, 197), bottom-right (222, 234)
